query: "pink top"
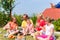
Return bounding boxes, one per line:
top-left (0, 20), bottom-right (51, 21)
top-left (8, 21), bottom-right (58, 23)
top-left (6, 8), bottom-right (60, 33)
top-left (9, 22), bottom-right (17, 30)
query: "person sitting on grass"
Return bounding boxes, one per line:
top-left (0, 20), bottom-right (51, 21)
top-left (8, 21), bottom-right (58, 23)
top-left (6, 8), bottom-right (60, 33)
top-left (26, 19), bottom-right (34, 35)
top-left (32, 14), bottom-right (46, 39)
top-left (37, 18), bottom-right (54, 40)
top-left (3, 17), bottom-right (19, 38)
top-left (21, 14), bottom-right (33, 36)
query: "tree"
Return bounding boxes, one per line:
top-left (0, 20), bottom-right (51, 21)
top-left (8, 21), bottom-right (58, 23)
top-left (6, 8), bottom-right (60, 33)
top-left (0, 12), bottom-right (10, 27)
top-left (0, 0), bottom-right (15, 18)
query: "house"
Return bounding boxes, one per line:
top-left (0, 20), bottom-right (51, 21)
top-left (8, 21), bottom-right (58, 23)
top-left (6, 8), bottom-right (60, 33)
top-left (42, 3), bottom-right (60, 20)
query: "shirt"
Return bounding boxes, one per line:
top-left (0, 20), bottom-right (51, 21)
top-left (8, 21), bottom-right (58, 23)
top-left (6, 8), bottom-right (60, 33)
top-left (45, 24), bottom-right (54, 35)
top-left (37, 19), bottom-right (46, 27)
top-left (9, 22), bottom-right (17, 30)
top-left (36, 19), bottom-right (46, 31)
top-left (21, 19), bottom-right (33, 28)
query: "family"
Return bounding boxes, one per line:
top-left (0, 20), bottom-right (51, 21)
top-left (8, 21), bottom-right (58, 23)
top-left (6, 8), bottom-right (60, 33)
top-left (3, 14), bottom-right (55, 40)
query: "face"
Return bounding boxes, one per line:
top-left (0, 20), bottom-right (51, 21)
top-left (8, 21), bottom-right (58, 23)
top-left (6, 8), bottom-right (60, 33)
top-left (23, 15), bottom-right (26, 20)
top-left (37, 16), bottom-right (40, 19)
top-left (37, 14), bottom-right (43, 20)
top-left (27, 20), bottom-right (31, 24)
top-left (12, 18), bottom-right (16, 23)
top-left (37, 15), bottom-right (41, 19)
top-left (46, 21), bottom-right (49, 24)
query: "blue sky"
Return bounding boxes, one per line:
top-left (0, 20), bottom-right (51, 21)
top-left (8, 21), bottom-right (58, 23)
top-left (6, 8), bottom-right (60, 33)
top-left (12, 0), bottom-right (60, 16)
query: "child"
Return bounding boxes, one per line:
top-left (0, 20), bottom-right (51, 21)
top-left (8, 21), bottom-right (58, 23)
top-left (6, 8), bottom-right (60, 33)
top-left (33, 14), bottom-right (46, 39)
top-left (3, 17), bottom-right (19, 38)
top-left (35, 14), bottom-right (46, 32)
top-left (21, 14), bottom-right (33, 35)
top-left (37, 18), bottom-right (54, 40)
top-left (26, 19), bottom-right (34, 35)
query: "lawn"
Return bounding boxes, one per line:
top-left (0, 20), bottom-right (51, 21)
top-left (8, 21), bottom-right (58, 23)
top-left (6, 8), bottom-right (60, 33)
top-left (0, 28), bottom-right (60, 40)
top-left (0, 28), bottom-right (35, 40)
top-left (0, 28), bottom-right (14, 40)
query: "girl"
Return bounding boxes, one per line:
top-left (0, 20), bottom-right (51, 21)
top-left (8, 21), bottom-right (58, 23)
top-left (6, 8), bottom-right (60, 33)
top-left (21, 14), bottom-right (33, 35)
top-left (3, 17), bottom-right (19, 38)
top-left (35, 14), bottom-right (46, 31)
top-left (37, 18), bottom-right (54, 40)
top-left (33, 14), bottom-right (46, 40)
top-left (26, 19), bottom-right (34, 35)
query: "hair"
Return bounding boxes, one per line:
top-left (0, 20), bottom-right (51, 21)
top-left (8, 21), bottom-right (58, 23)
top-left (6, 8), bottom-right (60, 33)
top-left (37, 14), bottom-right (44, 20)
top-left (11, 17), bottom-right (17, 25)
top-left (46, 17), bottom-right (52, 23)
top-left (23, 14), bottom-right (29, 19)
top-left (27, 19), bottom-right (32, 24)
top-left (11, 17), bottom-right (15, 21)
top-left (40, 15), bottom-right (44, 19)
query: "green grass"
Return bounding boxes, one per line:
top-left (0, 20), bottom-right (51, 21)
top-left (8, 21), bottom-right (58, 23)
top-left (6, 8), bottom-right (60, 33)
top-left (0, 28), bottom-right (60, 40)
top-left (0, 28), bottom-right (14, 40)
top-left (0, 28), bottom-right (35, 40)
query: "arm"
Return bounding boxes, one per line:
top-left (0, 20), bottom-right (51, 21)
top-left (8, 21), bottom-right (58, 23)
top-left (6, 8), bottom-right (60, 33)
top-left (32, 24), bottom-right (34, 30)
top-left (21, 21), bottom-right (26, 28)
top-left (3, 22), bottom-right (10, 30)
top-left (45, 24), bottom-right (54, 40)
top-left (16, 24), bottom-right (18, 30)
top-left (30, 19), bottom-right (33, 25)
top-left (48, 28), bottom-right (54, 38)
top-left (45, 27), bottom-right (54, 40)
top-left (15, 25), bottom-right (18, 30)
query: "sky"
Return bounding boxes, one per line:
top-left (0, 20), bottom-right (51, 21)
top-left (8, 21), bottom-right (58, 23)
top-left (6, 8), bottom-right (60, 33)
top-left (12, 0), bottom-right (60, 16)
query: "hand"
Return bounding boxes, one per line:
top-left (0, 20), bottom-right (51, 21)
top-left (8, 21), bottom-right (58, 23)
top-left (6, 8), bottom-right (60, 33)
top-left (45, 38), bottom-right (49, 40)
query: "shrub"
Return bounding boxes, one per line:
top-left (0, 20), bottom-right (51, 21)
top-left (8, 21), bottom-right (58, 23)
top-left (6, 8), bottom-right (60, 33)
top-left (0, 12), bottom-right (10, 27)
top-left (31, 14), bottom-right (37, 26)
top-left (53, 19), bottom-right (60, 31)
top-left (14, 14), bottom-right (22, 26)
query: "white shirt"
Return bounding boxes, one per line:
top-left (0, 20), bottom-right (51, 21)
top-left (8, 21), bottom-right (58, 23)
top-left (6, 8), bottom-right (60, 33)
top-left (45, 24), bottom-right (54, 35)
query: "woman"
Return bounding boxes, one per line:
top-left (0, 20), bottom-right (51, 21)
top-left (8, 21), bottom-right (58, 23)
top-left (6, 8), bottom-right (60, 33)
top-left (3, 17), bottom-right (19, 38)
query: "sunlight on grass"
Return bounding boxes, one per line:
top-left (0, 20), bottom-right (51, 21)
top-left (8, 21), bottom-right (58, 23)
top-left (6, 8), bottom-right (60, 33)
top-left (0, 28), bottom-right (14, 40)
top-left (0, 28), bottom-right (34, 40)
top-left (0, 28), bottom-right (60, 40)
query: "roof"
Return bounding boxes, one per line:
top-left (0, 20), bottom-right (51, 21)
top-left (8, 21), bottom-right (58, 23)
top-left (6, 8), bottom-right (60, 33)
top-left (55, 2), bottom-right (60, 8)
top-left (42, 8), bottom-right (60, 20)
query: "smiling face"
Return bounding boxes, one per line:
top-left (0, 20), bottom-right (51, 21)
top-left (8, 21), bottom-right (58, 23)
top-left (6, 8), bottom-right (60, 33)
top-left (13, 18), bottom-right (16, 23)
top-left (27, 19), bottom-right (31, 25)
top-left (37, 14), bottom-right (43, 20)
top-left (11, 17), bottom-right (16, 23)
top-left (23, 14), bottom-right (28, 20)
top-left (37, 15), bottom-right (40, 19)
top-left (46, 18), bottom-right (52, 25)
top-left (23, 15), bottom-right (26, 20)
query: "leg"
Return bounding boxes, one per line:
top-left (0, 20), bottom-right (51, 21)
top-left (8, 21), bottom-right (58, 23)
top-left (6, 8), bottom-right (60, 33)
top-left (38, 37), bottom-right (46, 40)
top-left (23, 28), bottom-right (27, 35)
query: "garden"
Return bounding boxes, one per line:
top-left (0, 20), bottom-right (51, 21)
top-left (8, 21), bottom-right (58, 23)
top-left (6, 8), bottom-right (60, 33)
top-left (0, 0), bottom-right (60, 40)
top-left (0, 12), bottom-right (60, 40)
